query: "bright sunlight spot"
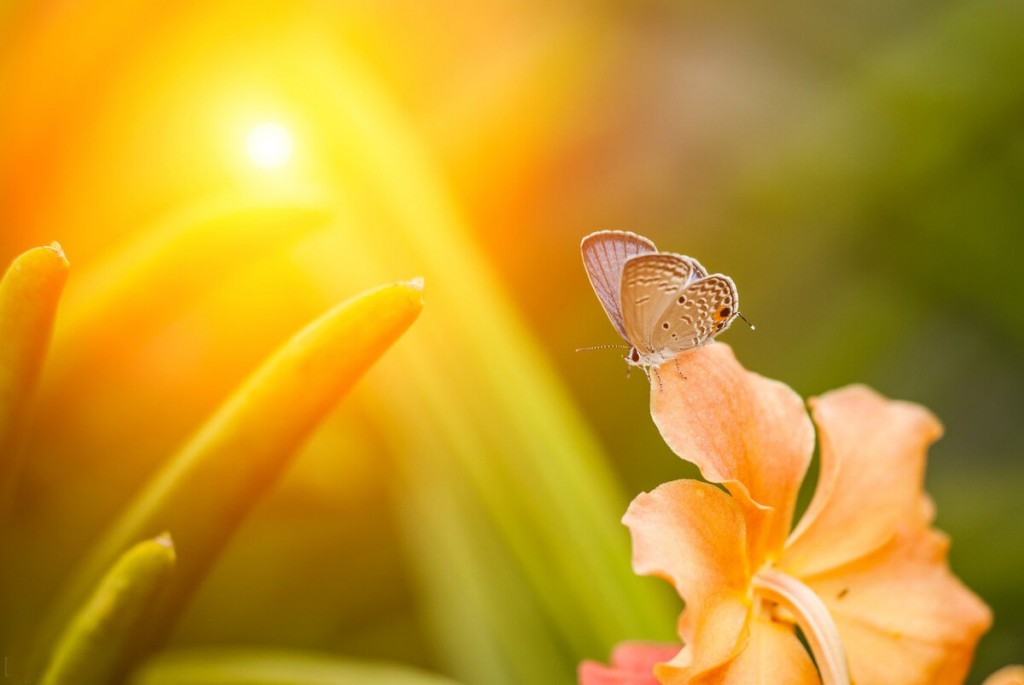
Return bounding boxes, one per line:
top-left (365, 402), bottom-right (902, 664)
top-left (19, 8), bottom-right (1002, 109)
top-left (245, 122), bottom-right (293, 169)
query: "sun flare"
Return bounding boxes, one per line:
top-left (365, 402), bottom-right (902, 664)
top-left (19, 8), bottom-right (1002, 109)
top-left (245, 122), bottom-right (293, 169)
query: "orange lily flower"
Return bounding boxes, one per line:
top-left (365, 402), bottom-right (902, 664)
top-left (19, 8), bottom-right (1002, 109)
top-left (585, 343), bottom-right (991, 685)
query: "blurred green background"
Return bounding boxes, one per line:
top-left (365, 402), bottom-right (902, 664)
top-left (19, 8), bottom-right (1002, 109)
top-left (1, 0), bottom-right (1020, 683)
top-left (549, 2), bottom-right (1024, 677)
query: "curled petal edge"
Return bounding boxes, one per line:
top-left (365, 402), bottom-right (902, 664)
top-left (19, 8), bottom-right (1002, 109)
top-left (651, 343), bottom-right (814, 564)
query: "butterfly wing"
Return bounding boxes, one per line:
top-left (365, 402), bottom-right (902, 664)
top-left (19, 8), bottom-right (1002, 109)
top-left (647, 274), bottom-right (739, 353)
top-left (581, 231), bottom-right (657, 341)
top-left (620, 252), bottom-right (708, 353)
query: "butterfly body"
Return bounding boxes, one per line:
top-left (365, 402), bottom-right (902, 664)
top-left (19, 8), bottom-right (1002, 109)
top-left (581, 230), bottom-right (740, 371)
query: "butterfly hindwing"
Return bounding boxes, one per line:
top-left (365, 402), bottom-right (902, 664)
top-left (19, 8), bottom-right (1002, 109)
top-left (648, 274), bottom-right (738, 353)
top-left (619, 252), bottom-right (707, 354)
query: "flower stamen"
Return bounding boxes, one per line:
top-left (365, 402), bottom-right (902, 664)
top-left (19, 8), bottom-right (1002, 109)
top-left (752, 567), bottom-right (851, 685)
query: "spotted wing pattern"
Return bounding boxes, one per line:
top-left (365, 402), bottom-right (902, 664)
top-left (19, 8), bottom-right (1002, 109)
top-left (619, 252), bottom-right (711, 354)
top-left (648, 274), bottom-right (738, 354)
top-left (581, 231), bottom-right (657, 341)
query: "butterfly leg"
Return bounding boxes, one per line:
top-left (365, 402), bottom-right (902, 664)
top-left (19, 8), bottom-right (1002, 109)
top-left (674, 356), bottom-right (687, 380)
top-left (651, 365), bottom-right (663, 390)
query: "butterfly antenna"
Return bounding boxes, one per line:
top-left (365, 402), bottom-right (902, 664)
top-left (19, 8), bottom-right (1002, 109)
top-left (738, 312), bottom-right (756, 330)
top-left (575, 344), bottom-right (631, 352)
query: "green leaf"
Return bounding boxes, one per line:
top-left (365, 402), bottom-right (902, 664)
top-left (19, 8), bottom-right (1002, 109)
top-left (30, 278), bottom-right (424, 679)
top-left (40, 533), bottom-right (176, 685)
top-left (130, 649), bottom-right (462, 685)
top-left (0, 243), bottom-right (68, 513)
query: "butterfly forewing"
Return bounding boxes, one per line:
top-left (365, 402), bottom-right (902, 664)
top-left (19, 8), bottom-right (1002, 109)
top-left (619, 253), bottom-right (707, 354)
top-left (581, 231), bottom-right (657, 341)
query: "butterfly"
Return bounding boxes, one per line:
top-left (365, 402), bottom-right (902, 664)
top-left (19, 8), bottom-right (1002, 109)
top-left (580, 230), bottom-right (743, 372)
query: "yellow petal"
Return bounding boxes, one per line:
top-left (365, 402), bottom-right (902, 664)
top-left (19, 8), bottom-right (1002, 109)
top-left (983, 666), bottom-right (1024, 685)
top-left (0, 243), bottom-right (68, 503)
top-left (624, 480), bottom-right (750, 678)
top-left (804, 526), bottom-right (992, 685)
top-left (651, 343), bottom-right (813, 563)
top-left (783, 384), bottom-right (943, 576)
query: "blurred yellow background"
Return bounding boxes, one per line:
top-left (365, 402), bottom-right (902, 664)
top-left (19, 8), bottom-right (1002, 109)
top-left (1, 1), bottom-right (1020, 683)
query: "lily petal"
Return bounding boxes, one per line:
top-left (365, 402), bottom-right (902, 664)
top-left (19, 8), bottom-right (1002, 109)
top-left (784, 385), bottom-right (943, 576)
top-left (578, 643), bottom-right (681, 685)
top-left (657, 599), bottom-right (751, 683)
top-left (608, 642), bottom-right (683, 673)
top-left (983, 666), bottom-right (1024, 685)
top-left (651, 344), bottom-right (813, 561)
top-left (804, 526), bottom-right (992, 685)
top-left (625, 479), bottom-right (749, 609)
top-left (624, 480), bottom-right (750, 677)
top-left (657, 615), bottom-right (819, 685)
